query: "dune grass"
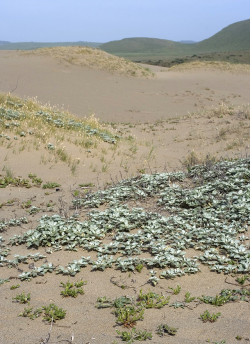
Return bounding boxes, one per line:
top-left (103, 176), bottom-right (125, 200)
top-left (168, 60), bottom-right (250, 74)
top-left (21, 46), bottom-right (154, 77)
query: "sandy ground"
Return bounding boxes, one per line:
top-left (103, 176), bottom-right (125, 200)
top-left (0, 50), bottom-right (250, 123)
top-left (0, 50), bottom-right (250, 344)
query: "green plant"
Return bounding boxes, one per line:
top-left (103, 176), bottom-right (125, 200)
top-left (156, 324), bottom-right (178, 336)
top-left (116, 305), bottom-right (144, 328)
top-left (60, 280), bottom-right (86, 298)
top-left (137, 289), bottom-right (170, 309)
top-left (21, 200), bottom-right (32, 209)
top-left (184, 291), bottom-right (196, 302)
top-left (169, 285), bottom-right (181, 295)
top-left (10, 284), bottom-right (20, 290)
top-left (42, 303), bottom-right (66, 322)
top-left (200, 310), bottom-right (221, 323)
top-left (42, 182), bottom-right (61, 189)
top-left (135, 264), bottom-right (143, 273)
top-left (236, 276), bottom-right (248, 285)
top-left (79, 182), bottom-right (95, 187)
top-left (236, 335), bottom-right (243, 340)
top-left (19, 307), bottom-right (42, 320)
top-left (198, 294), bottom-right (231, 306)
top-left (116, 328), bottom-right (152, 343)
top-left (12, 291), bottom-right (31, 304)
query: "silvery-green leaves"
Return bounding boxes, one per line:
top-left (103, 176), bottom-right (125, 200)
top-left (5, 158), bottom-right (250, 279)
top-left (19, 263), bottom-right (55, 281)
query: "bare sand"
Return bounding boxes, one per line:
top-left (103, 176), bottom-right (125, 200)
top-left (0, 49), bottom-right (250, 344)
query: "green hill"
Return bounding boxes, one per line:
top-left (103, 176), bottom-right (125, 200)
top-left (0, 41), bottom-right (102, 50)
top-left (99, 19), bottom-right (250, 61)
top-left (195, 19), bottom-right (250, 52)
top-left (99, 37), bottom-right (192, 58)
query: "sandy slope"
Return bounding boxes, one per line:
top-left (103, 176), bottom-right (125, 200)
top-left (0, 50), bottom-right (250, 124)
top-left (0, 50), bottom-right (250, 344)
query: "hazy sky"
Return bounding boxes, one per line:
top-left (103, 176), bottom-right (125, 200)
top-left (1, 0), bottom-right (250, 43)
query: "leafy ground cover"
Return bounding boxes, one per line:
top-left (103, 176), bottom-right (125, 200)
top-left (2, 158), bottom-right (250, 280)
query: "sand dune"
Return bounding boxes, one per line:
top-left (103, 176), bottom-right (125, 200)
top-left (0, 49), bottom-right (250, 344)
top-left (0, 50), bottom-right (250, 124)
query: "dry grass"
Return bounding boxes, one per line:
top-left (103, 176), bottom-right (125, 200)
top-left (21, 46), bottom-right (154, 77)
top-left (168, 60), bottom-right (250, 74)
top-left (188, 103), bottom-right (250, 119)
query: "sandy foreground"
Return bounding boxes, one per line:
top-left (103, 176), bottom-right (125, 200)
top-left (0, 50), bottom-right (250, 344)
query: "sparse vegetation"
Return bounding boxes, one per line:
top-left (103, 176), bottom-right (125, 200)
top-left (116, 328), bottom-right (152, 343)
top-left (12, 291), bottom-right (31, 304)
top-left (200, 310), bottom-right (221, 323)
top-left (42, 303), bottom-right (66, 322)
top-left (60, 279), bottom-right (86, 297)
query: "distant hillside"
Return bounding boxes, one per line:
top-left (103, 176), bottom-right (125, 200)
top-left (100, 37), bottom-right (192, 57)
top-left (99, 19), bottom-right (250, 61)
top-left (195, 19), bottom-right (250, 52)
top-left (0, 41), bottom-right (102, 50)
top-left (178, 40), bottom-right (196, 44)
top-left (0, 41), bottom-right (11, 45)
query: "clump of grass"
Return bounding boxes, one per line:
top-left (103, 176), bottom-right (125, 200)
top-left (169, 61), bottom-right (250, 74)
top-left (180, 151), bottom-right (217, 171)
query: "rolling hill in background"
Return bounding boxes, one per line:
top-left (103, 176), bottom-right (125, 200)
top-left (0, 41), bottom-right (11, 45)
top-left (99, 19), bottom-right (250, 61)
top-left (0, 41), bottom-right (102, 50)
top-left (195, 19), bottom-right (250, 52)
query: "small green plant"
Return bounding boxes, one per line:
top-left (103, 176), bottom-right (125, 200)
top-left (184, 291), bottom-right (196, 302)
top-left (79, 182), bottom-right (95, 187)
top-left (200, 310), bottom-right (221, 323)
top-left (42, 303), bottom-right (66, 322)
top-left (13, 291), bottom-right (31, 304)
top-left (198, 294), bottom-right (230, 306)
top-left (236, 335), bottom-right (243, 340)
top-left (116, 305), bottom-right (144, 328)
top-left (137, 289), bottom-right (170, 309)
top-left (96, 296), bottom-right (114, 308)
top-left (236, 276), bottom-right (248, 285)
top-left (19, 307), bottom-right (42, 320)
top-left (135, 264), bottom-right (143, 273)
top-left (116, 328), bottom-right (152, 343)
top-left (21, 200), bottom-right (32, 209)
top-left (60, 280), bottom-right (86, 298)
top-left (42, 182), bottom-right (61, 189)
top-left (28, 173), bottom-right (43, 186)
top-left (10, 284), bottom-right (20, 290)
top-left (169, 285), bottom-right (181, 295)
top-left (156, 324), bottom-right (178, 336)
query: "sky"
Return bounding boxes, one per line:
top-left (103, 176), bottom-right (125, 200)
top-left (1, 0), bottom-right (250, 43)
